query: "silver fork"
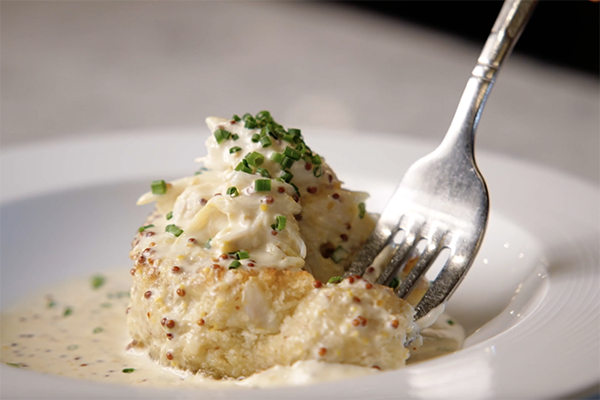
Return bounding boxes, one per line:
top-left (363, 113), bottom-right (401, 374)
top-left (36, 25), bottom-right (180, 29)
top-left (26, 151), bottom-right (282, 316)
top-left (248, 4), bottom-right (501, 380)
top-left (345, 0), bottom-right (537, 321)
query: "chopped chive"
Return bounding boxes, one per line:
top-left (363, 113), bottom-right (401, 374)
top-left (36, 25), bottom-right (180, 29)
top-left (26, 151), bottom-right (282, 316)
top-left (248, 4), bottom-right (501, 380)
top-left (63, 307), bottom-right (73, 317)
top-left (271, 215), bottom-right (287, 231)
top-left (122, 368), bottom-right (135, 373)
top-left (313, 165), bottom-right (324, 178)
top-left (282, 134), bottom-right (295, 143)
top-left (93, 327), bottom-right (104, 334)
top-left (67, 344), bottom-right (78, 350)
top-left (204, 238), bottom-right (212, 249)
top-left (165, 224), bottom-right (184, 237)
top-left (229, 146), bottom-right (242, 154)
top-left (279, 171), bottom-right (293, 183)
top-left (166, 211), bottom-right (173, 220)
top-left (226, 186), bottom-right (239, 197)
top-left (91, 275), bottom-right (105, 289)
top-left (100, 302), bottom-right (112, 308)
top-left (214, 128), bottom-right (232, 144)
top-left (283, 146), bottom-right (301, 161)
top-left (281, 156), bottom-right (295, 169)
top-left (235, 159), bottom-right (253, 174)
top-left (311, 154), bottom-right (323, 165)
top-left (331, 246), bottom-right (348, 263)
top-left (260, 136), bottom-right (272, 148)
top-left (256, 110), bottom-right (271, 120)
top-left (251, 134), bottom-right (260, 143)
top-left (270, 152), bottom-right (285, 164)
top-left (447, 319), bottom-right (455, 326)
top-left (266, 125), bottom-right (280, 140)
top-left (6, 363), bottom-right (21, 368)
top-left (236, 250), bottom-right (250, 260)
top-left (389, 276), bottom-right (400, 289)
top-left (246, 152), bottom-right (265, 167)
top-left (232, 134), bottom-right (240, 141)
top-left (256, 167), bottom-right (271, 178)
top-left (194, 167), bottom-right (208, 175)
top-left (229, 260), bottom-right (241, 269)
top-left (242, 113), bottom-right (253, 120)
top-left (232, 114), bottom-right (241, 122)
top-left (254, 179), bottom-right (272, 192)
top-left (138, 224), bottom-right (155, 233)
top-left (245, 119), bottom-right (257, 129)
top-left (328, 276), bottom-right (343, 284)
top-left (288, 128), bottom-right (301, 136)
top-left (151, 180), bottom-right (167, 194)
top-left (358, 202), bottom-right (366, 219)
top-left (47, 300), bottom-right (56, 308)
top-left (290, 182), bottom-right (301, 196)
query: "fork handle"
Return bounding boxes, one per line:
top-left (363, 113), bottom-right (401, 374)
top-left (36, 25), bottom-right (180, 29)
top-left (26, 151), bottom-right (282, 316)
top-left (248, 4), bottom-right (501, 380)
top-left (442, 0), bottom-right (537, 152)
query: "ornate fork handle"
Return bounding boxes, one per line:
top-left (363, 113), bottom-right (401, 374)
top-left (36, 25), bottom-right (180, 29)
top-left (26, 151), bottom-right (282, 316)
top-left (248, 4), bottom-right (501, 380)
top-left (446, 0), bottom-right (538, 154)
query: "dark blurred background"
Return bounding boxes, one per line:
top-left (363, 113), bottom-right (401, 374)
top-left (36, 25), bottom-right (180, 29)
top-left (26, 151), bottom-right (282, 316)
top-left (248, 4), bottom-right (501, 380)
top-left (343, 1), bottom-right (599, 76)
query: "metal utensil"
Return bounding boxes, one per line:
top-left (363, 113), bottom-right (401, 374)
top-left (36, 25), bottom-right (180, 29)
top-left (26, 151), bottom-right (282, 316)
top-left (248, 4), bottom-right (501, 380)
top-left (345, 0), bottom-right (537, 321)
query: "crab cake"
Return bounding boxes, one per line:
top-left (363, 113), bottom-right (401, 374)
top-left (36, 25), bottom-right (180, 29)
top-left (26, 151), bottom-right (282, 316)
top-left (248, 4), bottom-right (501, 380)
top-left (127, 112), bottom-right (421, 379)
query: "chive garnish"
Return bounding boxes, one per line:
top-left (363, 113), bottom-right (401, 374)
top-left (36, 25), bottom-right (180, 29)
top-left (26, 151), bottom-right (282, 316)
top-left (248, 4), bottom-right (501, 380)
top-left (245, 119), bottom-right (257, 129)
top-left (246, 152), bottom-right (265, 167)
top-left (63, 307), bottom-right (73, 317)
top-left (235, 159), bottom-right (253, 174)
top-left (271, 215), bottom-right (287, 231)
top-left (311, 154), bottom-right (322, 165)
top-left (91, 275), bottom-right (105, 289)
top-left (313, 165), bottom-right (324, 178)
top-left (204, 238), bottom-right (212, 249)
top-left (270, 152), bottom-right (284, 164)
top-left (122, 368), bottom-right (135, 373)
top-left (255, 179), bottom-right (271, 192)
top-left (256, 110), bottom-right (271, 120)
top-left (279, 171), bottom-right (293, 183)
top-left (328, 276), bottom-right (343, 284)
top-left (229, 146), bottom-right (242, 154)
top-left (330, 246), bottom-right (348, 263)
top-left (226, 186), bottom-right (239, 197)
top-left (67, 344), bottom-right (78, 350)
top-left (93, 327), bottom-right (104, 334)
top-left (166, 211), bottom-right (173, 220)
top-left (232, 114), bottom-right (241, 122)
top-left (236, 250), bottom-right (250, 260)
top-left (232, 134), bottom-right (240, 141)
top-left (165, 224), bottom-right (184, 237)
top-left (100, 302), bottom-right (112, 308)
top-left (256, 167), bottom-right (271, 178)
top-left (214, 128), bottom-right (232, 144)
top-left (251, 134), bottom-right (260, 143)
top-left (447, 319), bottom-right (455, 326)
top-left (47, 300), bottom-right (56, 308)
top-left (358, 202), bottom-right (366, 219)
top-left (389, 276), bottom-right (400, 289)
top-left (288, 128), bottom-right (301, 136)
top-left (6, 362), bottom-right (21, 368)
top-left (229, 260), bottom-right (241, 269)
top-left (283, 146), bottom-right (301, 161)
top-left (281, 156), bottom-right (294, 169)
top-left (138, 224), bottom-right (155, 233)
top-left (282, 134), bottom-right (295, 143)
top-left (290, 182), bottom-right (301, 196)
top-left (151, 180), bottom-right (167, 194)
top-left (260, 136), bottom-right (272, 148)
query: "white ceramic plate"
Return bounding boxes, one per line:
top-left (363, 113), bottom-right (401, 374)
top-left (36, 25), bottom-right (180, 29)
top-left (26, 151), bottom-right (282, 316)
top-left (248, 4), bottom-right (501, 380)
top-left (1, 128), bottom-right (599, 399)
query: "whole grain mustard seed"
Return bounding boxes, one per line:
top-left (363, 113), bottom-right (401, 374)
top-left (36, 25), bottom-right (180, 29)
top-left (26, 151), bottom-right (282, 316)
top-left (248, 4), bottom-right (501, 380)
top-left (166, 352), bottom-right (174, 360)
top-left (318, 348), bottom-right (327, 356)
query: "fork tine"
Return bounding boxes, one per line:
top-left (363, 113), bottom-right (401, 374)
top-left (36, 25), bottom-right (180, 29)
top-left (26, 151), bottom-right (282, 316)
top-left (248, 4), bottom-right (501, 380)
top-left (395, 229), bottom-right (446, 299)
top-left (374, 222), bottom-right (421, 286)
top-left (345, 218), bottom-right (402, 277)
top-left (413, 249), bottom-right (475, 320)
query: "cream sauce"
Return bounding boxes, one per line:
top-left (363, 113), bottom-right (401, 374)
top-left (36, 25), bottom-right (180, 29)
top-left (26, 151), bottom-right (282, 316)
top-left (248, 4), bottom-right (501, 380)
top-left (0, 269), bottom-right (464, 388)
